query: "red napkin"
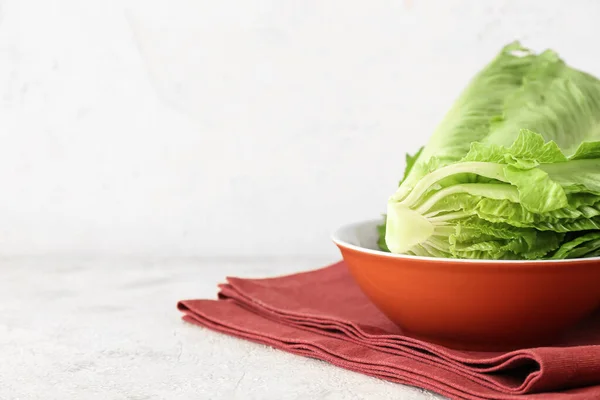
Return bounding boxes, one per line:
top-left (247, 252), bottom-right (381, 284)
top-left (178, 261), bottom-right (600, 400)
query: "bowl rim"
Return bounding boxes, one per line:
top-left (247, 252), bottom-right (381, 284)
top-left (331, 219), bottom-right (600, 265)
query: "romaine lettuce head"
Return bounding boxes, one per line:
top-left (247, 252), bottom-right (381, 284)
top-left (381, 42), bottom-right (600, 260)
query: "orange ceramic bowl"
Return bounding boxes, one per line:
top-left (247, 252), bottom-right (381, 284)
top-left (332, 219), bottom-right (600, 351)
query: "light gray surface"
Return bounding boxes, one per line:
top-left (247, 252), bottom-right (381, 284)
top-left (0, 257), bottom-right (446, 400)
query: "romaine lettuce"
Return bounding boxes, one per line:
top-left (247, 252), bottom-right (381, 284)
top-left (381, 42), bottom-right (600, 259)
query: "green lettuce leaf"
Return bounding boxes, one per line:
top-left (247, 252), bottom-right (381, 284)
top-left (551, 232), bottom-right (600, 259)
top-left (377, 147), bottom-right (425, 252)
top-left (376, 217), bottom-right (390, 252)
top-left (400, 147), bottom-right (424, 186)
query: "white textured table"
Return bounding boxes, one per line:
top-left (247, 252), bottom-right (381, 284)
top-left (0, 257), bottom-right (445, 400)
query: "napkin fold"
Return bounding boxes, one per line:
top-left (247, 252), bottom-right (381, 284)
top-left (178, 261), bottom-right (600, 400)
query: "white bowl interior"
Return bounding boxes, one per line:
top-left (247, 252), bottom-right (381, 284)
top-left (332, 218), bottom-right (383, 251)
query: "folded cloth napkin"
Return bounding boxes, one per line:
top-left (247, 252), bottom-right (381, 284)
top-left (177, 261), bottom-right (600, 400)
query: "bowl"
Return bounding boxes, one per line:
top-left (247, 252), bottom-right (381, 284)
top-left (332, 219), bottom-right (600, 351)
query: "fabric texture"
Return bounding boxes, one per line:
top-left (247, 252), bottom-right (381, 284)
top-left (178, 261), bottom-right (600, 400)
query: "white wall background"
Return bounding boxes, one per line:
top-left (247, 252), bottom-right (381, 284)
top-left (1, 0), bottom-right (599, 258)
